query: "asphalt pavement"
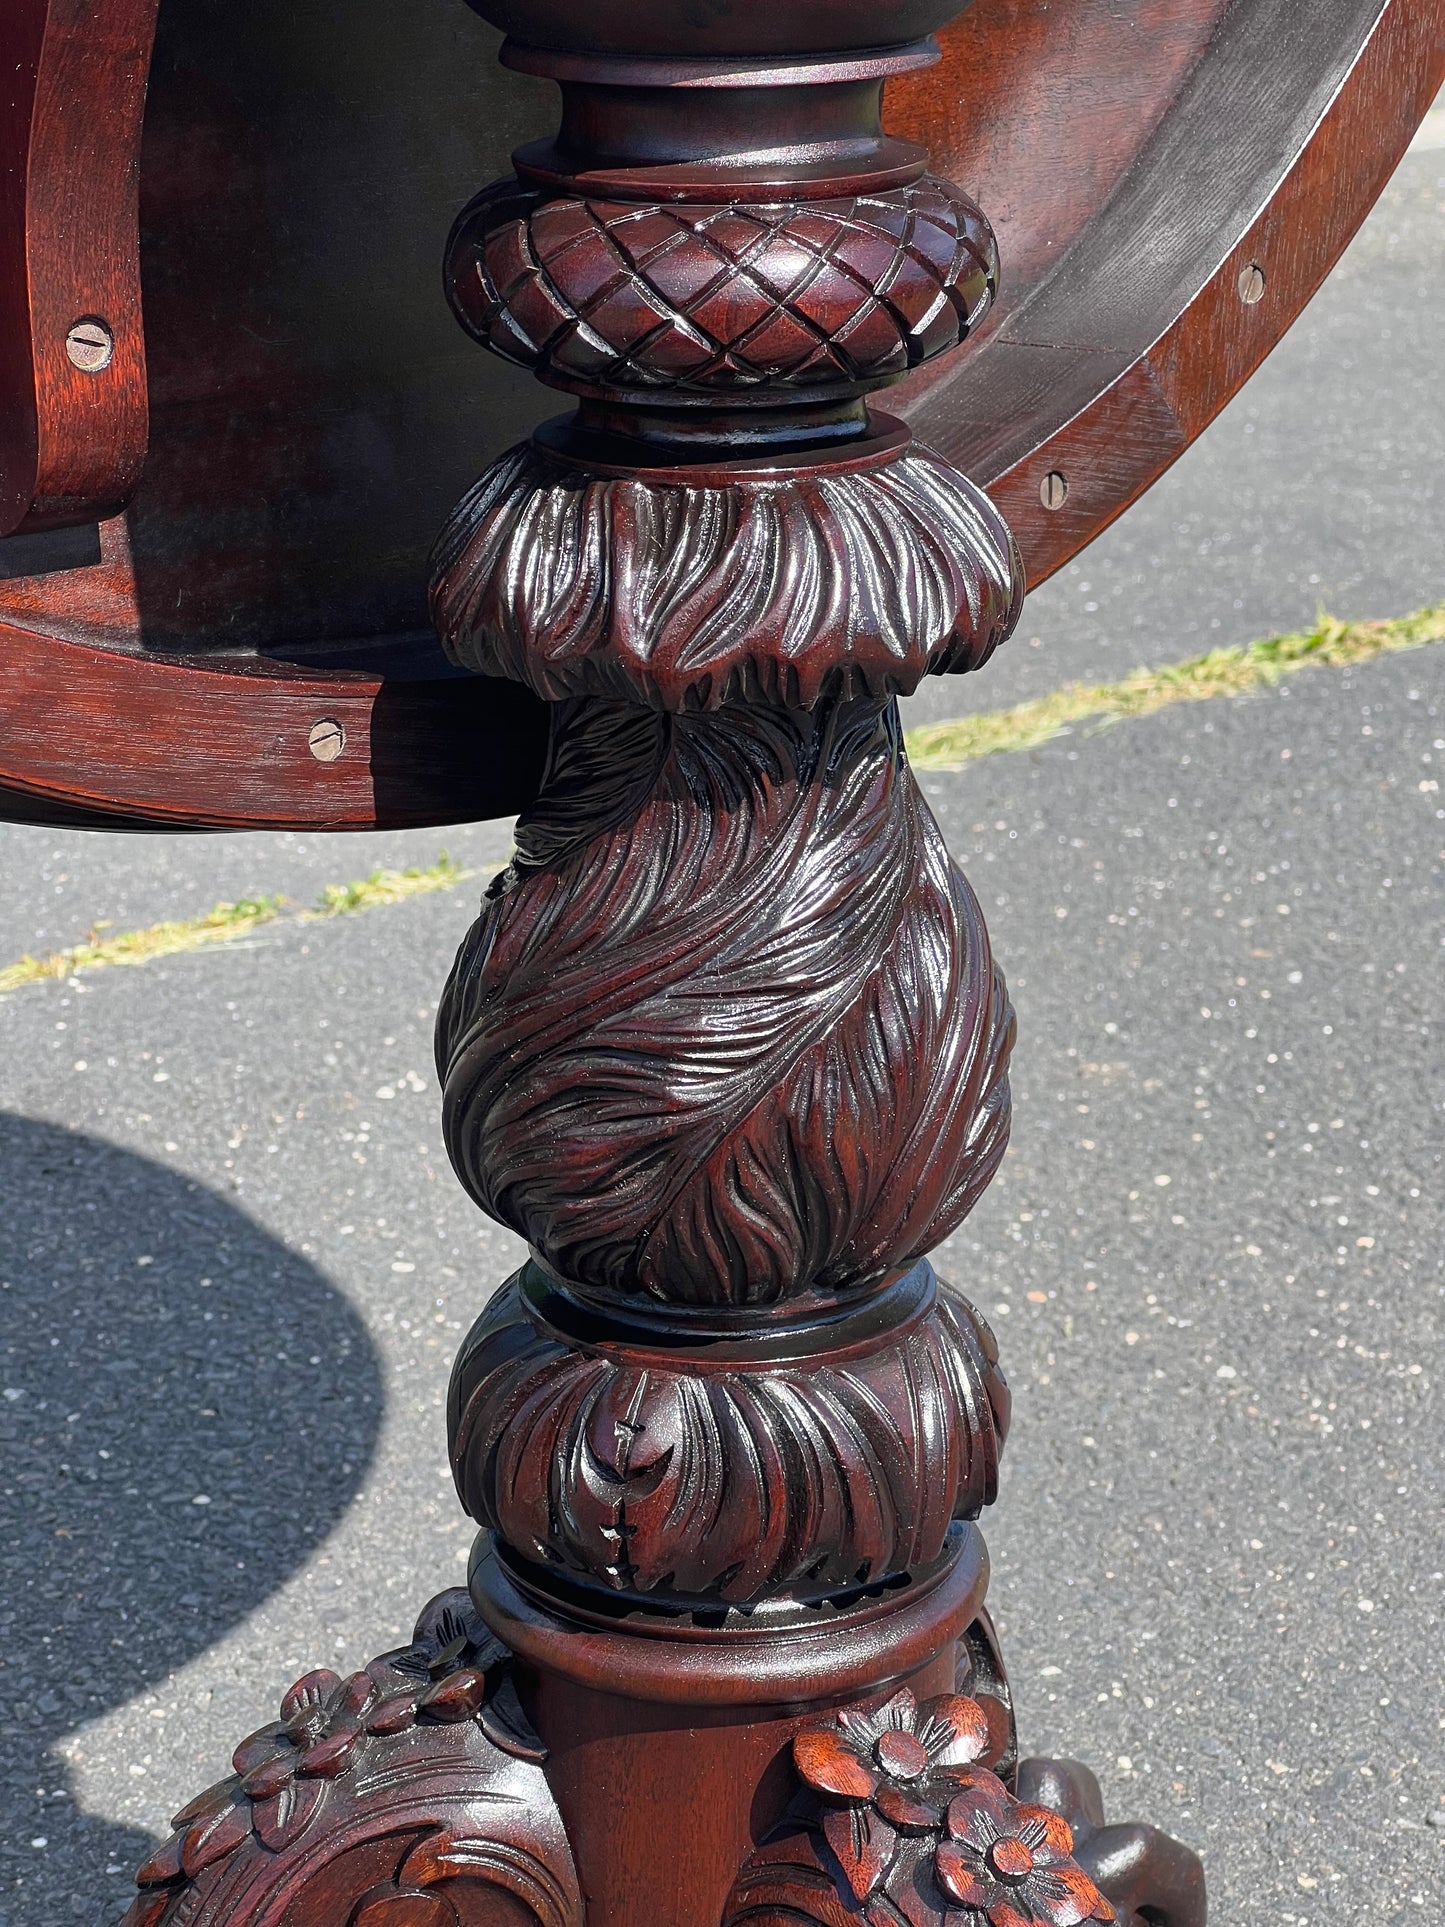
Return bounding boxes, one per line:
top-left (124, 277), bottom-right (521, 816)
top-left (1, 135), bottom-right (1441, 1927)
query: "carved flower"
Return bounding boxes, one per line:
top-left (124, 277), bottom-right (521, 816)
top-left (793, 1688), bottom-right (992, 1899)
top-left (235, 1655), bottom-right (490, 1805)
top-left (240, 1668), bottom-right (377, 1792)
top-left (935, 1774), bottom-right (1114, 1927)
top-left (124, 1597), bottom-right (512, 1927)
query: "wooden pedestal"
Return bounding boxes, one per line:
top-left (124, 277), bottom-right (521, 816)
top-left (114, 9), bottom-right (1217, 1924)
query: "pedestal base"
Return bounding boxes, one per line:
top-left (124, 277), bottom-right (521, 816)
top-left (470, 1528), bottom-right (993, 1927)
top-left (123, 1542), bottom-right (1204, 1927)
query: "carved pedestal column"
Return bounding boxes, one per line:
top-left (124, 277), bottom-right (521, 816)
top-left (125, 9), bottom-right (1206, 1927)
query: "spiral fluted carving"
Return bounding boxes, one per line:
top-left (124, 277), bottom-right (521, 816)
top-left (430, 438), bottom-right (1022, 711)
top-left (448, 1262), bottom-right (1009, 1605)
top-left (446, 178), bottom-right (997, 397)
top-left (435, 694), bottom-right (1014, 1307)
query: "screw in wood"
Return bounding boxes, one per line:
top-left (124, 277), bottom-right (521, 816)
top-left (1237, 262), bottom-right (1267, 305)
top-left (308, 718), bottom-right (345, 762)
top-left (1039, 470), bottom-right (1069, 511)
top-left (65, 318), bottom-right (114, 372)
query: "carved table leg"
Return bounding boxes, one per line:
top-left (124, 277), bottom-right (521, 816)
top-left (125, 1589), bottom-right (582, 1927)
top-left (126, 8), bottom-right (1207, 1926)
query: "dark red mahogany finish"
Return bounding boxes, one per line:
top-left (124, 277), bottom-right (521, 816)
top-left (0, 0), bottom-right (157, 535)
top-left (0, 0), bottom-right (1439, 829)
top-left (124, 9), bottom-right (1216, 1927)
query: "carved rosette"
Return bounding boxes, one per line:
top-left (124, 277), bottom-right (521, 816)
top-left (723, 1699), bottom-right (1207, 1927)
top-left (448, 1260), bottom-right (1008, 1603)
top-left (123, 1592), bottom-right (581, 1927)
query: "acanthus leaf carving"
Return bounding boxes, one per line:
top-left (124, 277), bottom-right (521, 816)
top-left (252, 1775), bottom-right (326, 1853)
top-left (822, 1803), bottom-right (899, 1902)
top-left (447, 1260), bottom-right (1008, 1604)
top-left (431, 437), bottom-right (1022, 712)
top-left (436, 696), bottom-right (1015, 1311)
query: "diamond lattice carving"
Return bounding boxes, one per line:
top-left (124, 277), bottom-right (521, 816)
top-left (447, 177), bottom-right (998, 394)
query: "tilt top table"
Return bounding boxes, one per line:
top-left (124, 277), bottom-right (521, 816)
top-left (2, 3), bottom-right (1441, 1927)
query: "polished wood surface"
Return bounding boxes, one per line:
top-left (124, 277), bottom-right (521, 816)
top-left (894, 0), bottom-right (1445, 583)
top-left (0, 0), bottom-right (1440, 829)
top-left (2, 12), bottom-right (1419, 1925)
top-left (2, 1), bottom-right (1417, 1922)
top-left (114, 6), bottom-right (1233, 1923)
top-left (0, 0), bottom-right (157, 535)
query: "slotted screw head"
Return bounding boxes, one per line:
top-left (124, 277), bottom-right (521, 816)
top-left (1039, 470), bottom-right (1069, 511)
top-left (308, 719), bottom-right (345, 762)
top-left (66, 318), bottom-right (114, 372)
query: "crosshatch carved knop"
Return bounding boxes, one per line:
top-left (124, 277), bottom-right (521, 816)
top-left (446, 177), bottom-right (998, 395)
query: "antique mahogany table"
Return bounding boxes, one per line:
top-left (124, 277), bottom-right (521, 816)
top-left (3, 2), bottom-right (1441, 1925)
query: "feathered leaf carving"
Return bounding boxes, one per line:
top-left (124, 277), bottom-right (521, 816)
top-left (430, 439), bottom-right (1022, 711)
top-left (437, 695), bottom-right (1013, 1308)
top-left (447, 1261), bottom-right (1008, 1603)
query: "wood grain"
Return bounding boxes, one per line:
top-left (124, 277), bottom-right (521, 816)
top-left (0, 0), bottom-right (158, 534)
top-left (3, 0), bottom-right (1439, 834)
top-left (118, 1591), bottom-right (583, 1927)
top-left (0, 613), bottom-right (547, 830)
top-left (116, 8), bottom-right (1279, 1925)
top-left (900, 0), bottom-right (1445, 586)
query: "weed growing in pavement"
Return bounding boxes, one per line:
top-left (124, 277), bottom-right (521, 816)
top-left (905, 600), bottom-right (1445, 772)
top-left (313, 853), bottom-right (465, 917)
top-left (0, 895), bottom-right (286, 993)
top-left (0, 855), bottom-right (480, 995)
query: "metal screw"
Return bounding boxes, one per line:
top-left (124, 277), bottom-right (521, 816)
top-left (1039, 470), bottom-right (1069, 512)
top-left (1238, 263), bottom-right (1266, 306)
top-left (65, 318), bottom-right (114, 373)
top-left (308, 719), bottom-right (345, 762)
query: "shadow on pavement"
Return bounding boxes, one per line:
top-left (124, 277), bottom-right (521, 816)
top-left (0, 1115), bottom-right (383, 1925)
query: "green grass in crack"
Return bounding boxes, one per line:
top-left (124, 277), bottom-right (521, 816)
top-left (0, 895), bottom-right (287, 993)
top-left (904, 602), bottom-right (1445, 772)
top-left (0, 855), bottom-right (477, 994)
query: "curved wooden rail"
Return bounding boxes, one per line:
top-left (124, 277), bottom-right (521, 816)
top-left (894, 0), bottom-right (1445, 586)
top-left (0, 0), bottom-right (158, 535)
top-left (0, 0), bottom-right (1440, 829)
top-left (0, 628), bottom-right (547, 829)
